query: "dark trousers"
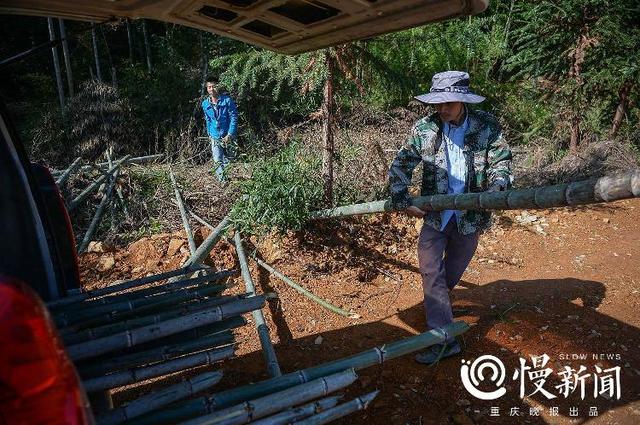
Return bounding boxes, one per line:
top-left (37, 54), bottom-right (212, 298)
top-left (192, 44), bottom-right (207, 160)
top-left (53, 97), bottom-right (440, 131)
top-left (417, 216), bottom-right (479, 343)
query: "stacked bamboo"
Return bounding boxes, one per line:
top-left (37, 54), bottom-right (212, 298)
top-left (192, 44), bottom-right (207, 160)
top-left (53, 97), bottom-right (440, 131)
top-left (49, 260), bottom-right (264, 425)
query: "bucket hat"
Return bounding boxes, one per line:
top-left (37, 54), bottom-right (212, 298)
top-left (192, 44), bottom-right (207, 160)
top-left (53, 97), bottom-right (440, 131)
top-left (415, 71), bottom-right (485, 104)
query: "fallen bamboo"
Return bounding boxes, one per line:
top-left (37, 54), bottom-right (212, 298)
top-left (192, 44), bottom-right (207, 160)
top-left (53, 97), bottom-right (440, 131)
top-left (249, 254), bottom-right (359, 319)
top-left (47, 265), bottom-right (208, 309)
top-left (180, 369), bottom-right (358, 425)
top-left (67, 295), bottom-right (265, 360)
top-left (170, 169), bottom-right (197, 257)
top-left (292, 391), bottom-right (379, 425)
top-left (83, 346), bottom-right (233, 393)
top-left (62, 299), bottom-right (246, 345)
top-left (78, 330), bottom-right (235, 378)
top-left (78, 169), bottom-right (120, 253)
top-left (55, 282), bottom-right (228, 328)
top-left (184, 214), bottom-right (232, 269)
top-left (53, 154), bottom-right (164, 176)
top-left (55, 156), bottom-right (82, 186)
top-left (234, 231), bottom-right (281, 378)
top-left (311, 170), bottom-right (640, 219)
top-left (68, 155), bottom-right (131, 211)
top-left (60, 270), bottom-right (235, 312)
top-left (249, 396), bottom-right (342, 425)
top-left (128, 321), bottom-right (468, 425)
top-left (97, 371), bottom-right (223, 425)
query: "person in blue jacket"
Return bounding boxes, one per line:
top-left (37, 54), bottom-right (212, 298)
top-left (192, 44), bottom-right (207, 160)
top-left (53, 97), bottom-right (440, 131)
top-left (202, 75), bottom-right (238, 182)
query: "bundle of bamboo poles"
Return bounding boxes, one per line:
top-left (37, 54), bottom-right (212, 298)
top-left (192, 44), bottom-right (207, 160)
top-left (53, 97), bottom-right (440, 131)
top-left (128, 321), bottom-right (469, 425)
top-left (49, 257), bottom-right (266, 424)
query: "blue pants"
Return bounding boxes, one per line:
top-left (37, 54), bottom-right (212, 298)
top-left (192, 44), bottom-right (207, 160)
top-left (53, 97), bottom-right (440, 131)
top-left (418, 216), bottom-right (479, 343)
top-left (210, 138), bottom-right (229, 182)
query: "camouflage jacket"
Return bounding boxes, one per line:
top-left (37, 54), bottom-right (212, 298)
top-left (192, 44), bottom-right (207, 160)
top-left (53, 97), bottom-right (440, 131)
top-left (388, 109), bottom-right (513, 235)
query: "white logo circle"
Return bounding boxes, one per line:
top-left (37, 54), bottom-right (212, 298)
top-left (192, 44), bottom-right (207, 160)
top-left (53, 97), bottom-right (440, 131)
top-left (460, 355), bottom-right (508, 400)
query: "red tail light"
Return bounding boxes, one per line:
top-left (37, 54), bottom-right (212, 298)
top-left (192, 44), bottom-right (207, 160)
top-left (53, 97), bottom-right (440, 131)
top-left (0, 277), bottom-right (93, 424)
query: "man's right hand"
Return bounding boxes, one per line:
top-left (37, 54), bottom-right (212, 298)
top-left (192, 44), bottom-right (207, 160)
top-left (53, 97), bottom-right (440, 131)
top-left (404, 206), bottom-right (426, 218)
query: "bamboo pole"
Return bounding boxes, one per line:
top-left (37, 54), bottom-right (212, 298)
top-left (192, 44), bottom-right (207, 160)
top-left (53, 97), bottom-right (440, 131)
top-left (47, 265), bottom-right (207, 309)
top-left (97, 371), bottom-right (223, 425)
top-left (249, 396), bottom-right (342, 425)
top-left (170, 169), bottom-right (198, 257)
top-left (249, 254), bottom-right (359, 319)
top-left (68, 155), bottom-right (131, 211)
top-left (292, 391), bottom-right (379, 425)
top-left (67, 295), bottom-right (265, 360)
top-left (180, 369), bottom-right (358, 425)
top-left (53, 154), bottom-right (164, 176)
top-left (83, 346), bottom-right (233, 393)
top-left (54, 282), bottom-right (227, 328)
top-left (78, 169), bottom-right (119, 253)
top-left (128, 321), bottom-right (468, 425)
top-left (78, 331), bottom-right (234, 378)
top-left (183, 214), bottom-right (232, 269)
top-left (58, 270), bottom-right (234, 313)
top-left (55, 156), bottom-right (82, 186)
top-left (62, 299), bottom-right (246, 345)
top-left (311, 170), bottom-right (640, 220)
top-left (234, 231), bottom-right (281, 378)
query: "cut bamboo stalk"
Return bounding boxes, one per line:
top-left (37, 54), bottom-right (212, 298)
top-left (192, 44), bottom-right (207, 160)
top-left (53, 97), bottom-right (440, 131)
top-left (292, 391), bottom-right (379, 425)
top-left (53, 154), bottom-right (164, 176)
top-left (83, 346), bottom-right (233, 392)
top-left (54, 282), bottom-right (227, 328)
top-left (68, 155), bottom-right (131, 211)
top-left (170, 169), bottom-right (198, 257)
top-left (234, 231), bottom-right (281, 378)
top-left (249, 396), bottom-right (342, 425)
top-left (78, 169), bottom-right (119, 253)
top-left (62, 299), bottom-right (245, 345)
top-left (180, 369), bottom-right (358, 425)
top-left (184, 214), bottom-right (232, 270)
top-left (128, 321), bottom-right (468, 425)
top-left (61, 270), bottom-right (235, 312)
top-left (78, 330), bottom-right (234, 378)
top-left (55, 156), bottom-right (82, 186)
top-left (311, 170), bottom-right (640, 219)
top-left (249, 255), bottom-right (359, 319)
top-left (97, 371), bottom-right (223, 425)
top-left (47, 265), bottom-right (208, 309)
top-left (67, 295), bottom-right (265, 360)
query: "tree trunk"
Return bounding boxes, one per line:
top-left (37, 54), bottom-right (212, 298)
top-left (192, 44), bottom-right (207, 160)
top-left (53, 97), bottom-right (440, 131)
top-left (47, 18), bottom-right (65, 110)
top-left (99, 27), bottom-right (117, 88)
top-left (57, 19), bottom-right (74, 97)
top-left (142, 20), bottom-right (152, 73)
top-left (91, 23), bottom-right (103, 82)
top-left (569, 114), bottom-right (580, 153)
top-left (610, 81), bottom-right (632, 137)
top-left (126, 19), bottom-right (134, 62)
top-left (321, 50), bottom-right (335, 207)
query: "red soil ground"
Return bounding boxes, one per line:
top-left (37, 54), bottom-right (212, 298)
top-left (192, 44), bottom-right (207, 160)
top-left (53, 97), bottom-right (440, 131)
top-left (79, 198), bottom-right (640, 424)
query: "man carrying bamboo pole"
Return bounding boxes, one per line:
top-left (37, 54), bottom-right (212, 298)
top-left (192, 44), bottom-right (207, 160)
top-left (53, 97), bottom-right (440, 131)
top-left (388, 71), bottom-right (513, 364)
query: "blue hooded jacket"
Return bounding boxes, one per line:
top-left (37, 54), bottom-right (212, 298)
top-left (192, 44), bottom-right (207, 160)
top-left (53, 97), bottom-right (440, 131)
top-left (202, 93), bottom-right (238, 139)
